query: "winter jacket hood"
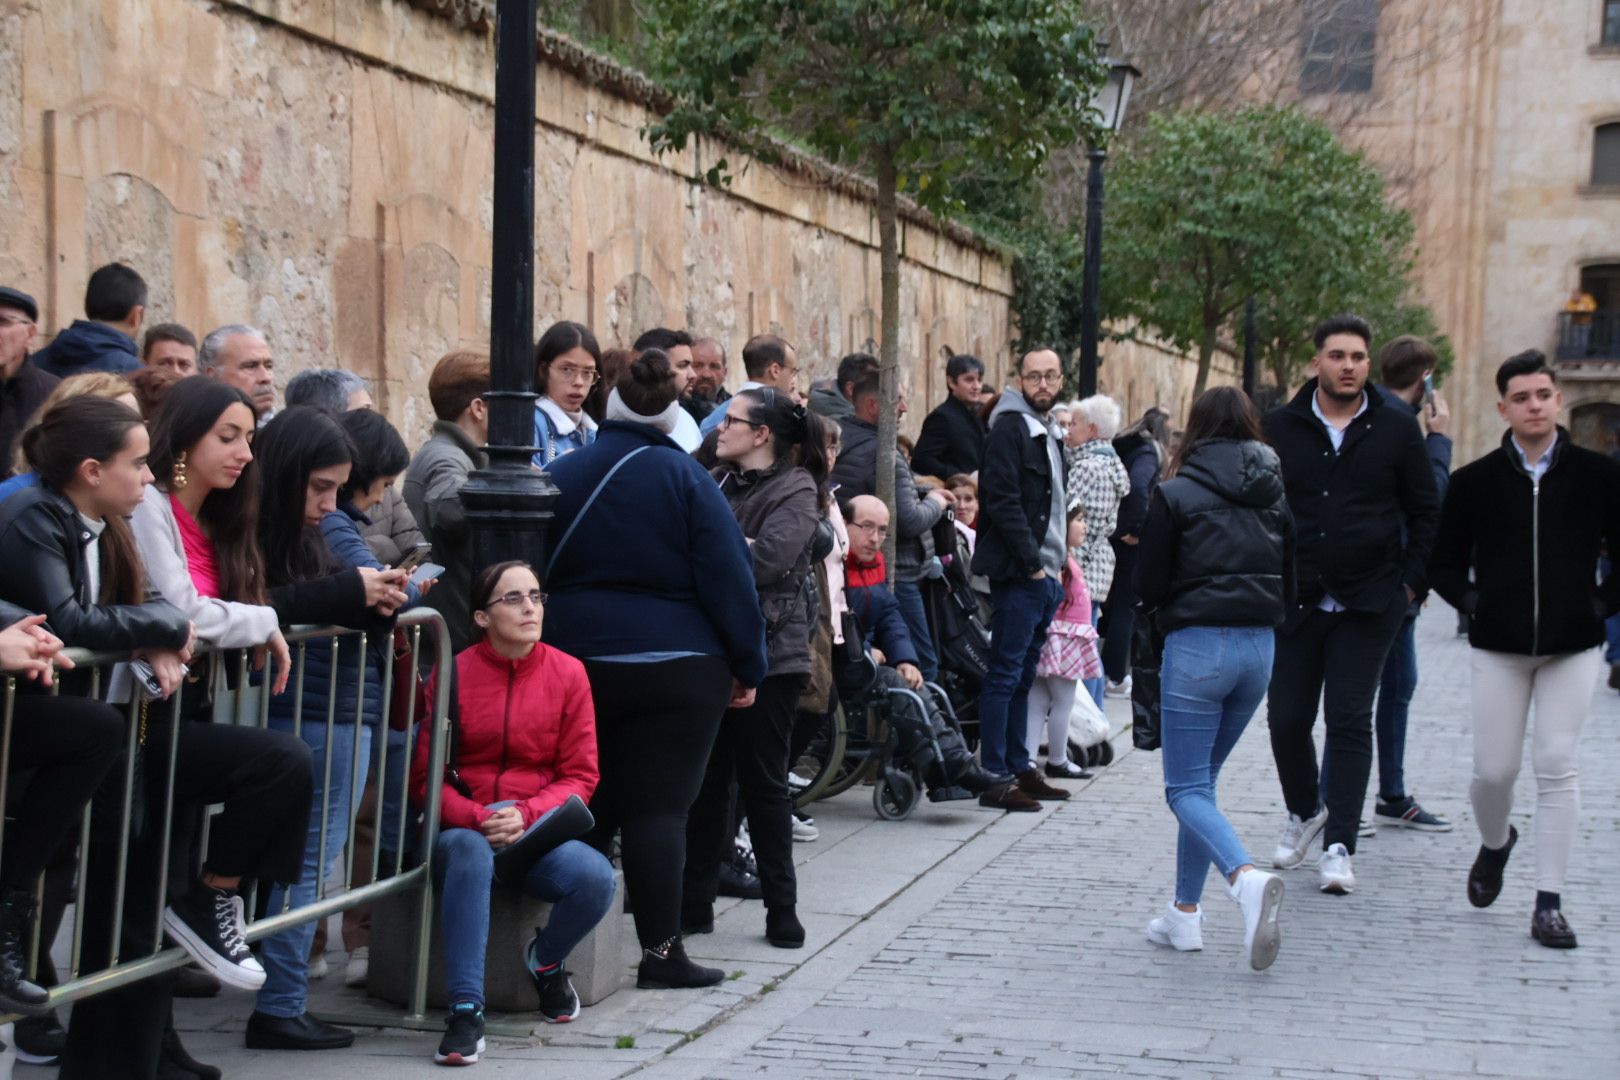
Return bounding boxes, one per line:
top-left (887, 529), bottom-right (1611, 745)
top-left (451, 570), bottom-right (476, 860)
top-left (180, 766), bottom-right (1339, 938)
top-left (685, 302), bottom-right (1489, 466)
top-left (808, 382), bottom-right (856, 422)
top-left (1177, 438), bottom-right (1285, 509)
top-left (30, 320), bottom-right (140, 379)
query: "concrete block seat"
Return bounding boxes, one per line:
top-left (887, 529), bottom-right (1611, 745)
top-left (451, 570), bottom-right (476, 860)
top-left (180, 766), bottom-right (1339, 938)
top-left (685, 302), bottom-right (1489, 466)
top-left (367, 869), bottom-right (624, 1013)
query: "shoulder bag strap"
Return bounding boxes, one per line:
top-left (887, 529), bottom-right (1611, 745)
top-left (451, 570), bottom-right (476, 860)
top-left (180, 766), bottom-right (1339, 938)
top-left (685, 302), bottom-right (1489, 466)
top-left (545, 445), bottom-right (653, 579)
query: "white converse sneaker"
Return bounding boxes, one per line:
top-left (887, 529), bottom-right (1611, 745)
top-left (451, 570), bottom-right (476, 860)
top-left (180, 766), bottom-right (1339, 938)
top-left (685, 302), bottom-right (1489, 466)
top-left (1271, 807), bottom-right (1328, 869)
top-left (1227, 868), bottom-right (1284, 971)
top-left (1317, 843), bottom-right (1355, 894)
top-left (1145, 903), bottom-right (1203, 951)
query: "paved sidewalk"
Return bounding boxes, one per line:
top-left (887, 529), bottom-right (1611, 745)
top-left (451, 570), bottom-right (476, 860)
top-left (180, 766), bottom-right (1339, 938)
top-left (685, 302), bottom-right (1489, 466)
top-left (39, 605), bottom-right (1619, 1077)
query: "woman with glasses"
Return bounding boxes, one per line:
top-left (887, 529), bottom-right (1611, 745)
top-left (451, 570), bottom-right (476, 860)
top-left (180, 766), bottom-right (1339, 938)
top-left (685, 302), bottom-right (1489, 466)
top-left (411, 560), bottom-right (616, 1065)
top-left (533, 321), bottom-right (602, 466)
top-left (683, 388), bottom-right (831, 950)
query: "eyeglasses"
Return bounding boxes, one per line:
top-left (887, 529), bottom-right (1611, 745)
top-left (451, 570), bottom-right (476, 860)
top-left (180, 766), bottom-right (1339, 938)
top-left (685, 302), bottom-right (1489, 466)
top-left (552, 363), bottom-right (600, 385)
top-left (487, 589), bottom-right (547, 609)
top-left (849, 521), bottom-right (889, 539)
top-left (0, 315), bottom-right (33, 329)
top-left (718, 414), bottom-right (765, 432)
top-left (1021, 370), bottom-right (1064, 385)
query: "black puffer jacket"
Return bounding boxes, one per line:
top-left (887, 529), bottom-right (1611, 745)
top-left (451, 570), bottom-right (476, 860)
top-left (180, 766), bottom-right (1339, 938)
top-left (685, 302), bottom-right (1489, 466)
top-left (718, 460), bottom-right (820, 678)
top-left (1136, 439), bottom-right (1296, 633)
top-left (0, 485), bottom-right (190, 653)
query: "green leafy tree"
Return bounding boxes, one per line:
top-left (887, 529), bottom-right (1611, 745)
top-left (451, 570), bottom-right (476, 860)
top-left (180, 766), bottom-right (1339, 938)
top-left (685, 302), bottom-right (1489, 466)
top-left (641, 0), bottom-right (1106, 549)
top-left (1101, 105), bottom-right (1425, 396)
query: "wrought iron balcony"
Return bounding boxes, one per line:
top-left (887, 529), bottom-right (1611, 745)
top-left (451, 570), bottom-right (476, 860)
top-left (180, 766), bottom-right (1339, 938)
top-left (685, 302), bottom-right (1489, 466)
top-left (1556, 311), bottom-right (1620, 361)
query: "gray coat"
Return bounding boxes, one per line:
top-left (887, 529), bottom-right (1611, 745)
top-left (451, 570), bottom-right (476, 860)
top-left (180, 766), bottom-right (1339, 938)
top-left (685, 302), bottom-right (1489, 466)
top-left (718, 460), bottom-right (819, 679)
top-left (361, 484), bottom-right (427, 566)
top-left (403, 421), bottom-right (487, 654)
top-left (831, 417), bottom-right (941, 582)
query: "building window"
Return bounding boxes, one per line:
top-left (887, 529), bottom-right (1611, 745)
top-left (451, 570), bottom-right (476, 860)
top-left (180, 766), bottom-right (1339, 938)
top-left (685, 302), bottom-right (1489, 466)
top-left (1300, 0), bottom-right (1378, 93)
top-left (1596, 124), bottom-right (1620, 185)
top-left (1606, 1), bottom-right (1620, 46)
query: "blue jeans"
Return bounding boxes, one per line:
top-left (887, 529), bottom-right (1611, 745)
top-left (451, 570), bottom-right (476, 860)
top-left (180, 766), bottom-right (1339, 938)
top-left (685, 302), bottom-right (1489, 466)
top-left (1604, 556), bottom-right (1620, 665)
top-left (257, 718), bottom-right (372, 1018)
top-left (1083, 601), bottom-right (1106, 707)
top-left (433, 830), bottom-right (617, 1008)
top-left (981, 576), bottom-right (1064, 778)
top-left (1160, 626), bottom-right (1273, 905)
top-left (894, 580), bottom-right (939, 682)
top-left (1372, 615), bottom-right (1418, 800)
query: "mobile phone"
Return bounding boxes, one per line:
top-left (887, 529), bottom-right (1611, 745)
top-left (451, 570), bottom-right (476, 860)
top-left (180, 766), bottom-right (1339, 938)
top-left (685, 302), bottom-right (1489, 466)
top-left (129, 658), bottom-right (184, 698)
top-left (1422, 374), bottom-right (1435, 408)
top-left (394, 544), bottom-right (433, 573)
top-left (409, 562), bottom-right (445, 586)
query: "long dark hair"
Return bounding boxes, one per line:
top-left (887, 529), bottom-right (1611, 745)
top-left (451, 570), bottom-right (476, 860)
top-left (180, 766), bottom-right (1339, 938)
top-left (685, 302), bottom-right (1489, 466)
top-left (534, 320), bottom-right (601, 398)
top-left (22, 396), bottom-right (146, 604)
top-left (1168, 387), bottom-right (1263, 477)
top-left (733, 387), bottom-right (832, 513)
top-left (336, 408), bottom-right (409, 504)
top-left (148, 376), bottom-right (265, 603)
top-left (255, 406), bottom-right (354, 586)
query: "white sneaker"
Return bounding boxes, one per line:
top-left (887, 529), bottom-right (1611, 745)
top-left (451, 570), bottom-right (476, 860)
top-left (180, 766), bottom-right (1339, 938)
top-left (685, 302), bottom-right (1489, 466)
top-left (1104, 677), bottom-right (1133, 699)
top-left (1271, 807), bottom-right (1328, 869)
top-left (1145, 903), bottom-right (1203, 951)
top-left (1227, 869), bottom-right (1284, 971)
top-left (1317, 843), bottom-right (1355, 894)
top-left (344, 946), bottom-right (369, 988)
top-left (308, 953), bottom-right (329, 980)
top-left (791, 815), bottom-right (819, 843)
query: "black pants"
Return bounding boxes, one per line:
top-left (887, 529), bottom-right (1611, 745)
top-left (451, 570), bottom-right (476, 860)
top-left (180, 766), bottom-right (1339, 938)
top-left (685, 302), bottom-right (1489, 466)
top-left (1100, 541), bottom-right (1140, 684)
top-left (2, 694), bottom-right (124, 889)
top-left (1267, 591), bottom-right (1408, 854)
top-left (582, 655), bottom-right (731, 950)
top-left (684, 674), bottom-right (803, 913)
top-left (61, 715), bottom-right (313, 1080)
top-left (872, 667), bottom-right (976, 789)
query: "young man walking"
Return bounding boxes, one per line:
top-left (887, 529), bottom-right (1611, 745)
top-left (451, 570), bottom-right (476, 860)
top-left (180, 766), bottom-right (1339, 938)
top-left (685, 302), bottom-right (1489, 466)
top-left (1430, 350), bottom-right (1620, 948)
top-left (1262, 316), bottom-right (1440, 893)
top-left (971, 347), bottom-right (1071, 811)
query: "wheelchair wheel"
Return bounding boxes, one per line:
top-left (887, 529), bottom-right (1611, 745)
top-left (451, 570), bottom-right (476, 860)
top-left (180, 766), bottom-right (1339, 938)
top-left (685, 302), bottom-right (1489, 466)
top-left (873, 766), bottom-right (919, 821)
top-left (793, 705), bottom-right (851, 809)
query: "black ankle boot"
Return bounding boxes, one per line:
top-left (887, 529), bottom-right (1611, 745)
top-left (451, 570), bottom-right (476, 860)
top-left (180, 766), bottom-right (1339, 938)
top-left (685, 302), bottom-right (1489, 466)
top-left (636, 938), bottom-right (724, 989)
top-left (765, 905), bottom-right (805, 949)
top-left (0, 887), bottom-right (49, 1017)
top-left (157, 1025), bottom-right (222, 1080)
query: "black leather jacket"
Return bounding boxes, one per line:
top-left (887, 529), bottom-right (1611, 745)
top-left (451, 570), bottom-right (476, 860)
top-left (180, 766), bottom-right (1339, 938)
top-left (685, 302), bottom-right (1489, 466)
top-left (1136, 439), bottom-right (1296, 633)
top-left (0, 486), bottom-right (189, 653)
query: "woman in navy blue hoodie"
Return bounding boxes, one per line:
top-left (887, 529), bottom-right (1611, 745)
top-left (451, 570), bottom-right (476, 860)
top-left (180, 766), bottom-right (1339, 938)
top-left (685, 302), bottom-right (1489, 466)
top-left (544, 349), bottom-right (765, 991)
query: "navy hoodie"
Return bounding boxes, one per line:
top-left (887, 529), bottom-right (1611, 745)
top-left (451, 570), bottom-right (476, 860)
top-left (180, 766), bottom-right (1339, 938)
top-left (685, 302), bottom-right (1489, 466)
top-left (30, 320), bottom-right (140, 379)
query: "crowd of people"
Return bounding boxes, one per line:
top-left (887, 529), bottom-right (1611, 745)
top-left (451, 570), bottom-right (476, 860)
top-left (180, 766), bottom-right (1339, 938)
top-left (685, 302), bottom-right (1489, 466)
top-left (0, 262), bottom-right (1613, 1073)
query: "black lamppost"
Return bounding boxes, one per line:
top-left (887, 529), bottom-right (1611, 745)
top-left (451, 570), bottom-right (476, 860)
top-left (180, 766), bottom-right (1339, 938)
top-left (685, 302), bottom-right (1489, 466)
top-left (461, 0), bottom-right (558, 573)
top-left (1076, 55), bottom-right (1140, 399)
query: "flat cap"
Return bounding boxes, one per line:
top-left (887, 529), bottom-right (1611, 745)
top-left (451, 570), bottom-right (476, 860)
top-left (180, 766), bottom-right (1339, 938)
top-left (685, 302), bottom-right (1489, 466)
top-left (0, 287), bottom-right (37, 323)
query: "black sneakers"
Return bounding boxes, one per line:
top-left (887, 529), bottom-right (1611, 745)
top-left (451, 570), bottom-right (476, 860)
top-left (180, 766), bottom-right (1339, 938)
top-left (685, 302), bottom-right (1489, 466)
top-left (163, 884), bottom-right (266, 991)
top-left (1374, 795), bottom-right (1453, 832)
top-left (435, 1002), bottom-right (486, 1066)
top-left (527, 937), bottom-right (580, 1023)
top-left (13, 1011), bottom-right (66, 1065)
top-left (0, 887), bottom-right (50, 1016)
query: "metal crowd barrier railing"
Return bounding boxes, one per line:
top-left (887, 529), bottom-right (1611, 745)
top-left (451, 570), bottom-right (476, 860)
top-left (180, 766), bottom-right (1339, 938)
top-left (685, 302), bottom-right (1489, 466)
top-left (0, 607), bottom-right (452, 1022)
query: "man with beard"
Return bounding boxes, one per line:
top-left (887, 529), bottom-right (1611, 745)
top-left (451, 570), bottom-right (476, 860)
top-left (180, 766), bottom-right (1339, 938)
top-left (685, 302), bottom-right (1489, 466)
top-left (684, 336), bottom-right (729, 423)
top-left (1262, 315), bottom-right (1439, 895)
top-left (971, 347), bottom-right (1073, 811)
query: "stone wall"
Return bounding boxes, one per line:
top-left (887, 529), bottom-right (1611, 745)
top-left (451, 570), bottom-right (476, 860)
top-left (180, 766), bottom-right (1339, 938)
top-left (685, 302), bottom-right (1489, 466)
top-left (0, 0), bottom-right (1024, 443)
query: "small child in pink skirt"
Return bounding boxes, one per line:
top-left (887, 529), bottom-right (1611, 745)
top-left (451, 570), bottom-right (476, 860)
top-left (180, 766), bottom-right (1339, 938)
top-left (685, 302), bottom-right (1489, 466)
top-left (1028, 509), bottom-right (1102, 778)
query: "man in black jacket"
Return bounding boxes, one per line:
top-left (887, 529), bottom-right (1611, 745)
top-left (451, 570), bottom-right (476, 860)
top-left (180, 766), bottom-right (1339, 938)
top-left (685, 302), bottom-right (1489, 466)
top-left (0, 286), bottom-right (59, 481)
top-left (1430, 350), bottom-right (1620, 949)
top-left (911, 354), bottom-right (987, 479)
top-left (1262, 315), bottom-right (1439, 895)
top-left (971, 348), bottom-right (1072, 811)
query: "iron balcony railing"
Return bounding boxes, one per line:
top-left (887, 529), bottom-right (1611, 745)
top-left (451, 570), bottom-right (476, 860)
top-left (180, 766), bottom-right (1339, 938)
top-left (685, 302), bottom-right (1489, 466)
top-left (1555, 310), bottom-right (1620, 361)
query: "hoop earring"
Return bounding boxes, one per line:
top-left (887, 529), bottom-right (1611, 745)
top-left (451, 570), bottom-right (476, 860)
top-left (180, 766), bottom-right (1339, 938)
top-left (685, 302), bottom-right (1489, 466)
top-left (171, 451), bottom-right (189, 491)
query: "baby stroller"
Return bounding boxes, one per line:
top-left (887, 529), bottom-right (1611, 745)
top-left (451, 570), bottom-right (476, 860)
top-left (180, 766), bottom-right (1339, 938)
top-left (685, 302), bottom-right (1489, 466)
top-left (919, 512), bottom-right (992, 748)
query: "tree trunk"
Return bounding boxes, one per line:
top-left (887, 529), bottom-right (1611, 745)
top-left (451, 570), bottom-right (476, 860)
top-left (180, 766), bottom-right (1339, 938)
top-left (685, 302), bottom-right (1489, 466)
top-left (875, 145), bottom-right (901, 574)
top-left (1193, 319), bottom-right (1217, 397)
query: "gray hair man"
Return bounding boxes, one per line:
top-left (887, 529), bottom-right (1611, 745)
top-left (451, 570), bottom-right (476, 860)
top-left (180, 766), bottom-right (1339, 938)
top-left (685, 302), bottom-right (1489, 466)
top-left (199, 324), bottom-right (276, 421)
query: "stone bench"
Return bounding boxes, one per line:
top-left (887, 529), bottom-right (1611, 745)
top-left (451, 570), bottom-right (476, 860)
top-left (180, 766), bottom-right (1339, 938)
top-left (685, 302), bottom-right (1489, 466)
top-left (366, 869), bottom-right (624, 1013)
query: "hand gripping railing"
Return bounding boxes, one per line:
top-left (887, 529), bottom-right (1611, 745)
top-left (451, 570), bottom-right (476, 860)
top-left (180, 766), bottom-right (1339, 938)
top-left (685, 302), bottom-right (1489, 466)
top-left (0, 606), bottom-right (453, 1024)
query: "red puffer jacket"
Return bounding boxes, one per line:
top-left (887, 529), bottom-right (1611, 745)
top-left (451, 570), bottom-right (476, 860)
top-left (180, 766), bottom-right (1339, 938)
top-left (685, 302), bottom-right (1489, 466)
top-left (410, 639), bottom-right (599, 831)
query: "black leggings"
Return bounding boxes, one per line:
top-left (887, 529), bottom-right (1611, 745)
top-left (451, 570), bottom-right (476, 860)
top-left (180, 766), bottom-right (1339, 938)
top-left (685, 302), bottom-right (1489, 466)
top-left (685, 674), bottom-right (803, 912)
top-left (61, 714), bottom-right (312, 1080)
top-left (2, 693), bottom-right (124, 889)
top-left (582, 656), bottom-right (731, 950)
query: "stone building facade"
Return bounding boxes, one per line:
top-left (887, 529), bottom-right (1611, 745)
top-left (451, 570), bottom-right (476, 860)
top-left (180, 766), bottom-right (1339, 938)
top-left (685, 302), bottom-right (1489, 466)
top-left (0, 0), bottom-right (1029, 444)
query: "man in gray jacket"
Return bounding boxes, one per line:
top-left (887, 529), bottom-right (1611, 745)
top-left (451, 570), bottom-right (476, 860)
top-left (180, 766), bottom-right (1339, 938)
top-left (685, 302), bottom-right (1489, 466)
top-left (830, 366), bottom-right (952, 680)
top-left (403, 350), bottom-right (490, 654)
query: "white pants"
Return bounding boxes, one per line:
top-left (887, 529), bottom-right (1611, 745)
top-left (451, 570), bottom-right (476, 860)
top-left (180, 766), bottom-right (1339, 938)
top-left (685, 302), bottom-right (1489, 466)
top-left (1469, 647), bottom-right (1603, 893)
top-left (1027, 675), bottom-right (1079, 766)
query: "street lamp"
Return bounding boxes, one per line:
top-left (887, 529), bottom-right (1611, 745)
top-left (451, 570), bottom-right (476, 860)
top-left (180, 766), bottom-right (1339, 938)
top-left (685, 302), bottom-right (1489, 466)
top-left (460, 0), bottom-right (559, 574)
top-left (1076, 54), bottom-right (1140, 399)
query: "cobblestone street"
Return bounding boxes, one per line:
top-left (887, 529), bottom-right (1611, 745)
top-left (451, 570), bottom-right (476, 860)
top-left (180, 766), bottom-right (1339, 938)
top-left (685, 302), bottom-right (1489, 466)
top-left (125, 604), bottom-right (1618, 1078)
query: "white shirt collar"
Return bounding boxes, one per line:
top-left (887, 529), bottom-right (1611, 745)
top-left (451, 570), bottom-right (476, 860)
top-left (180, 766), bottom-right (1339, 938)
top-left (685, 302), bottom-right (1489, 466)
top-left (1510, 436), bottom-right (1555, 479)
top-left (1310, 388), bottom-right (1368, 428)
top-left (537, 395), bottom-right (596, 436)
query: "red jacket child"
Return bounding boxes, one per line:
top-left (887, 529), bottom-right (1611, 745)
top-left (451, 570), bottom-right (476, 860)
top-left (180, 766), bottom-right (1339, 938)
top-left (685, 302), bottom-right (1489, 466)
top-left (410, 638), bottom-right (599, 831)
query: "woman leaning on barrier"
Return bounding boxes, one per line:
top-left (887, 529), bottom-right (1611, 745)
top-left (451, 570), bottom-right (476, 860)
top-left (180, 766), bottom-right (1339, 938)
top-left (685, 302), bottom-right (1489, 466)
top-left (0, 396), bottom-right (314, 1080)
top-left (410, 560), bottom-right (616, 1066)
top-left (248, 406), bottom-right (410, 1053)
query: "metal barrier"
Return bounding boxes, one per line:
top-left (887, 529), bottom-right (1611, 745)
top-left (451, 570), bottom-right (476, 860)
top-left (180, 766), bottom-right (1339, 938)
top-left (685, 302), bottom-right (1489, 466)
top-left (0, 606), bottom-right (452, 1023)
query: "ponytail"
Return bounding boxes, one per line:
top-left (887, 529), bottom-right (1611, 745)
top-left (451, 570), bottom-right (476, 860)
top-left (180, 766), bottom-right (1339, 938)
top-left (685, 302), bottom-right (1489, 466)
top-left (736, 388), bottom-right (832, 513)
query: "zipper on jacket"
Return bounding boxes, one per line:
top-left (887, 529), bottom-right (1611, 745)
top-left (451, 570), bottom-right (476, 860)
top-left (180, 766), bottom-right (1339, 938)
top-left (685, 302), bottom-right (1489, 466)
top-left (496, 666), bottom-right (515, 801)
top-left (1531, 478), bottom-right (1541, 656)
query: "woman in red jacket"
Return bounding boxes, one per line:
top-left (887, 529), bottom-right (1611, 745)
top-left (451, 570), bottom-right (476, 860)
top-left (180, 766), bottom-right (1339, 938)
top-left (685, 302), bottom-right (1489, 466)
top-left (411, 560), bottom-right (616, 1066)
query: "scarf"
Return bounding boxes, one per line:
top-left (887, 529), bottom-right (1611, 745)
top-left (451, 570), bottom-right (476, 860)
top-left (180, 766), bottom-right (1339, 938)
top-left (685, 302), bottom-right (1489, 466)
top-left (605, 386), bottom-right (682, 436)
top-left (845, 549), bottom-right (887, 590)
top-left (170, 493), bottom-right (219, 598)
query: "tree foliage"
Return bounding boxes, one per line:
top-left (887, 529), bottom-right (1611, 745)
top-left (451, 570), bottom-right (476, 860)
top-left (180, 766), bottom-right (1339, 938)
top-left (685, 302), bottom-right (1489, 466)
top-left (1101, 105), bottom-right (1431, 395)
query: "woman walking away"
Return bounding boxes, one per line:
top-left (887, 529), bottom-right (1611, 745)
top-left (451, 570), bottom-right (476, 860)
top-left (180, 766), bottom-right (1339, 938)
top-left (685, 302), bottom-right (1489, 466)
top-left (412, 561), bottom-right (616, 1065)
top-left (1134, 387), bottom-right (1294, 971)
top-left (684, 389), bottom-right (829, 950)
top-left (544, 351), bottom-right (766, 990)
top-left (1027, 507), bottom-right (1102, 780)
